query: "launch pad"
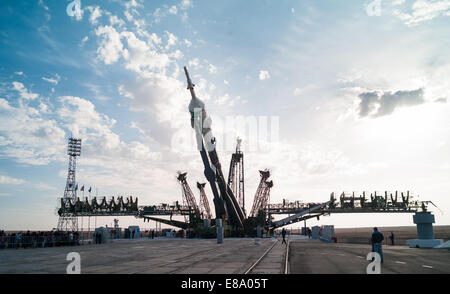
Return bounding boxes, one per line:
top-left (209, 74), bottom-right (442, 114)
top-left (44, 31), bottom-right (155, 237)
top-left (56, 67), bottom-right (440, 241)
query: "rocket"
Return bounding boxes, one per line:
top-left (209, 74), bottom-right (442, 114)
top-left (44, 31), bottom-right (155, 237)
top-left (184, 67), bottom-right (245, 228)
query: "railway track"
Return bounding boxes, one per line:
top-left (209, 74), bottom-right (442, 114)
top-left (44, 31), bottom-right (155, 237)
top-left (244, 236), bottom-right (290, 274)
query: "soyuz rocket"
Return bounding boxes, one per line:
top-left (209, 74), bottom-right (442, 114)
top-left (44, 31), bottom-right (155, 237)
top-left (184, 66), bottom-right (245, 229)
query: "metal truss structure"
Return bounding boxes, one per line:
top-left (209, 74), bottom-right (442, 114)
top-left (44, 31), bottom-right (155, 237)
top-left (57, 137), bottom-right (81, 232)
top-left (228, 138), bottom-right (245, 215)
top-left (177, 172), bottom-right (200, 217)
top-left (249, 169), bottom-right (273, 217)
top-left (268, 191), bottom-right (435, 229)
top-left (197, 182), bottom-right (212, 220)
top-left (58, 196), bottom-right (138, 216)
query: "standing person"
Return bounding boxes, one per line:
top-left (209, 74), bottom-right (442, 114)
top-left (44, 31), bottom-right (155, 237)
top-left (131, 230), bottom-right (135, 239)
top-left (371, 227), bottom-right (384, 263)
top-left (151, 230), bottom-right (155, 239)
top-left (307, 228), bottom-right (312, 239)
top-left (281, 228), bottom-right (287, 245)
top-left (389, 232), bottom-right (395, 246)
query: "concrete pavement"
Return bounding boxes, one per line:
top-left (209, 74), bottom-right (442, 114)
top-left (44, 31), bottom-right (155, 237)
top-left (289, 241), bottom-right (450, 274)
top-left (0, 238), bottom-right (278, 274)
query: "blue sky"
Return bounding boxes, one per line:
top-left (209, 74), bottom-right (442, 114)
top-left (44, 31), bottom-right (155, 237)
top-left (0, 0), bottom-right (449, 230)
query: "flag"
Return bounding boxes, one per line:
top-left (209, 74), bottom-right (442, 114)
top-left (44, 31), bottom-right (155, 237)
top-left (68, 183), bottom-right (73, 188)
top-left (81, 185), bottom-right (84, 192)
top-left (88, 186), bottom-right (92, 193)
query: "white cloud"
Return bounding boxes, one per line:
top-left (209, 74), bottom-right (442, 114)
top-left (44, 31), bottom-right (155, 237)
top-left (224, 80), bottom-right (229, 85)
top-left (79, 36), bottom-right (89, 47)
top-left (393, 0), bottom-right (450, 26)
top-left (259, 70), bottom-right (270, 80)
top-left (35, 182), bottom-right (57, 191)
top-left (109, 15), bottom-right (125, 28)
top-left (42, 74), bottom-right (60, 85)
top-left (293, 87), bottom-right (304, 96)
top-left (0, 96), bottom-right (65, 165)
top-left (188, 58), bottom-right (200, 68)
top-left (184, 39), bottom-right (192, 47)
top-left (208, 63), bottom-right (217, 74)
top-left (180, 0), bottom-right (193, 10)
top-left (95, 25), bottom-right (124, 65)
top-left (12, 82), bottom-right (39, 100)
top-left (14, 71), bottom-right (23, 76)
top-left (0, 175), bottom-right (25, 185)
top-left (169, 5), bottom-right (178, 15)
top-left (165, 31), bottom-right (178, 50)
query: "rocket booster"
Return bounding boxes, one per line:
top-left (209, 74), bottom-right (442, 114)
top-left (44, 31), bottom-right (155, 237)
top-left (184, 67), bottom-right (245, 228)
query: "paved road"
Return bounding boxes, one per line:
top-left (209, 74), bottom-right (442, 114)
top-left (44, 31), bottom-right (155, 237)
top-left (0, 238), bottom-right (277, 274)
top-left (289, 241), bottom-right (450, 274)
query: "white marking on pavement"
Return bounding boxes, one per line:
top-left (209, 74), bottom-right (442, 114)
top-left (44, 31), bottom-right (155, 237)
top-left (422, 265), bottom-right (433, 269)
top-left (357, 256), bottom-right (364, 259)
top-left (395, 261), bottom-right (406, 264)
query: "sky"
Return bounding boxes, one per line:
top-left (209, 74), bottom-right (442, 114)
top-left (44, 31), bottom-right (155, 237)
top-left (0, 0), bottom-right (449, 231)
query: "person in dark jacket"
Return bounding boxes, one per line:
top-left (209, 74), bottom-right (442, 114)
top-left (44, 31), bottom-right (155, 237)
top-left (281, 228), bottom-right (287, 245)
top-left (371, 227), bottom-right (384, 263)
top-left (389, 232), bottom-right (395, 246)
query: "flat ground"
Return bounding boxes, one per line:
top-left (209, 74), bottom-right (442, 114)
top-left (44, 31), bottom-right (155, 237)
top-left (0, 238), bottom-right (283, 274)
top-left (289, 240), bottom-right (450, 274)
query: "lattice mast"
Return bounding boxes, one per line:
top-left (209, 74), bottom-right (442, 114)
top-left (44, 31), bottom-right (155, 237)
top-left (57, 137), bottom-right (81, 231)
top-left (197, 182), bottom-right (212, 219)
top-left (177, 172), bottom-right (200, 216)
top-left (228, 137), bottom-right (245, 215)
top-left (250, 169), bottom-right (273, 217)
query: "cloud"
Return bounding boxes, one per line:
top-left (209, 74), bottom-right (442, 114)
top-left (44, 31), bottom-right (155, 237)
top-left (35, 182), bottom-right (57, 191)
top-left (12, 82), bottom-right (39, 100)
top-left (42, 74), bottom-right (60, 85)
top-left (180, 0), bottom-right (193, 10)
top-left (184, 39), bottom-right (192, 47)
top-left (109, 15), bottom-right (125, 28)
top-left (259, 70), bottom-right (270, 80)
top-left (0, 97), bottom-right (66, 165)
top-left (208, 63), bottom-right (217, 74)
top-left (435, 97), bottom-right (447, 103)
top-left (357, 88), bottom-right (425, 118)
top-left (169, 5), bottom-right (178, 15)
top-left (79, 36), bottom-right (89, 47)
top-left (0, 175), bottom-right (25, 185)
top-left (95, 25), bottom-right (124, 65)
top-left (393, 0), bottom-right (450, 26)
top-left (165, 31), bottom-right (178, 50)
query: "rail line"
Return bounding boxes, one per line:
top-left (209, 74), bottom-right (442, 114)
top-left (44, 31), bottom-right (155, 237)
top-left (244, 235), bottom-right (291, 274)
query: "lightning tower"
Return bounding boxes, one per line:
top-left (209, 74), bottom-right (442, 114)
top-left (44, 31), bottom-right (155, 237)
top-left (57, 137), bottom-right (81, 231)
